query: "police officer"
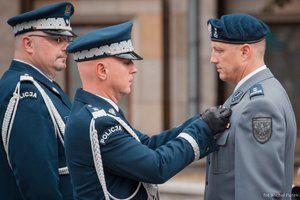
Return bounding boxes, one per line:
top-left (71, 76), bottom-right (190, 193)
top-left (65, 21), bottom-right (231, 199)
top-left (0, 2), bottom-right (76, 200)
top-left (204, 13), bottom-right (297, 200)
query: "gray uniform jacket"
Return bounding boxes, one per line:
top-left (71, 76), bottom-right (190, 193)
top-left (204, 68), bottom-right (297, 200)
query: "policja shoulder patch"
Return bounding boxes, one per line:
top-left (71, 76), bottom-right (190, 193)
top-left (20, 91), bottom-right (38, 99)
top-left (100, 125), bottom-right (123, 145)
top-left (252, 117), bottom-right (272, 143)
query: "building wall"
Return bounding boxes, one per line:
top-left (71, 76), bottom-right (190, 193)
top-left (168, 0), bottom-right (219, 127)
top-left (0, 0), bottom-right (18, 75)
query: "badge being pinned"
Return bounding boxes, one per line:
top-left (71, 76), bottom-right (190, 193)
top-left (252, 117), bottom-right (272, 144)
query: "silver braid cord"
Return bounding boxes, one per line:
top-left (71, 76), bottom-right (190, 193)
top-left (31, 79), bottom-right (65, 146)
top-left (108, 183), bottom-right (141, 200)
top-left (90, 119), bottom-right (110, 200)
top-left (107, 114), bottom-right (140, 142)
top-left (142, 183), bottom-right (160, 200)
top-left (1, 75), bottom-right (68, 174)
top-left (107, 114), bottom-right (160, 199)
top-left (90, 116), bottom-right (142, 200)
top-left (89, 111), bottom-right (159, 199)
top-left (2, 82), bottom-right (21, 168)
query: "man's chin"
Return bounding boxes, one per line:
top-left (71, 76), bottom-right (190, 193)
top-left (219, 75), bottom-right (227, 82)
top-left (56, 64), bottom-right (67, 72)
top-left (122, 89), bottom-right (131, 96)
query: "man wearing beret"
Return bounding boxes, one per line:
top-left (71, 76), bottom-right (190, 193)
top-left (204, 13), bottom-right (296, 200)
top-left (64, 21), bottom-right (231, 199)
top-left (0, 2), bottom-right (76, 200)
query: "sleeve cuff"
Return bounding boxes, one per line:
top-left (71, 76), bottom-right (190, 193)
top-left (177, 132), bottom-right (200, 161)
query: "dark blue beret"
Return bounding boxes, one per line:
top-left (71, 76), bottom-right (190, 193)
top-left (67, 21), bottom-right (142, 62)
top-left (207, 13), bottom-right (270, 44)
top-left (7, 1), bottom-right (75, 36)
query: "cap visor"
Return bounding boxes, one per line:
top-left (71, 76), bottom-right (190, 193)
top-left (43, 30), bottom-right (77, 37)
top-left (114, 51), bottom-right (143, 60)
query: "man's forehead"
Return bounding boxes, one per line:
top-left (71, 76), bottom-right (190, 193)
top-left (211, 41), bottom-right (228, 49)
top-left (211, 41), bottom-right (241, 49)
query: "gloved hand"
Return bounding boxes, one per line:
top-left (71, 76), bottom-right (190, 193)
top-left (201, 106), bottom-right (232, 136)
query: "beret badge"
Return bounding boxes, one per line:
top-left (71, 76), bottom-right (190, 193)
top-left (208, 23), bottom-right (218, 39)
top-left (213, 27), bottom-right (218, 39)
top-left (208, 23), bottom-right (212, 38)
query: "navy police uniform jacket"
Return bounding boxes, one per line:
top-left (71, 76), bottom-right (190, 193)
top-left (65, 89), bottom-right (218, 200)
top-left (0, 60), bottom-right (74, 200)
top-left (204, 68), bottom-right (297, 200)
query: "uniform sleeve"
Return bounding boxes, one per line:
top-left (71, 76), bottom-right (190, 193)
top-left (235, 97), bottom-right (286, 199)
top-left (136, 115), bottom-right (200, 149)
top-left (7, 83), bottom-right (63, 200)
top-left (98, 117), bottom-right (217, 184)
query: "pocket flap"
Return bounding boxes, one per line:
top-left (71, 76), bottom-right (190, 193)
top-left (216, 129), bottom-right (230, 145)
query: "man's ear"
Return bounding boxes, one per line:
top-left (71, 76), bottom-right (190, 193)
top-left (23, 36), bottom-right (34, 54)
top-left (96, 61), bottom-right (107, 80)
top-left (241, 44), bottom-right (251, 60)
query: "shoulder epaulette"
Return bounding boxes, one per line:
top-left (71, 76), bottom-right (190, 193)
top-left (20, 74), bottom-right (34, 82)
top-left (85, 105), bottom-right (107, 119)
top-left (249, 84), bottom-right (264, 99)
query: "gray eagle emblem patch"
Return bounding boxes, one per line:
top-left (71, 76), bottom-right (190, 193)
top-left (252, 117), bottom-right (272, 144)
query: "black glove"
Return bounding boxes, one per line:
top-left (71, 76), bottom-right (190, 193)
top-left (201, 106), bottom-right (232, 136)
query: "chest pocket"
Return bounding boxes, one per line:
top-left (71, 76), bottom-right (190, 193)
top-left (211, 129), bottom-right (234, 174)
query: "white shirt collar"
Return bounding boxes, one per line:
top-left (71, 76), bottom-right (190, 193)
top-left (234, 65), bottom-right (267, 91)
top-left (97, 95), bottom-right (119, 112)
top-left (14, 59), bottom-right (53, 81)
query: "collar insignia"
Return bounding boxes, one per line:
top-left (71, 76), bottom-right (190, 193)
top-left (52, 87), bottom-right (59, 94)
top-left (108, 108), bottom-right (116, 115)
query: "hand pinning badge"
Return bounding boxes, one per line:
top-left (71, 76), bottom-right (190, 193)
top-left (219, 105), bottom-right (231, 129)
top-left (201, 105), bottom-right (232, 135)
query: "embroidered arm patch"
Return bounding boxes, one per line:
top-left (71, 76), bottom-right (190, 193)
top-left (252, 117), bottom-right (272, 144)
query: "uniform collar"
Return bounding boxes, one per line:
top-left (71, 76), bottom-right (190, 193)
top-left (10, 60), bottom-right (54, 85)
top-left (9, 60), bottom-right (72, 108)
top-left (13, 59), bottom-right (53, 81)
top-left (234, 65), bottom-right (267, 92)
top-left (96, 95), bottom-right (119, 112)
top-left (224, 68), bottom-right (274, 107)
top-left (74, 89), bottom-right (120, 115)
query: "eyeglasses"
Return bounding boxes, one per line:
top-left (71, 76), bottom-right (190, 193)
top-left (28, 34), bottom-right (73, 44)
